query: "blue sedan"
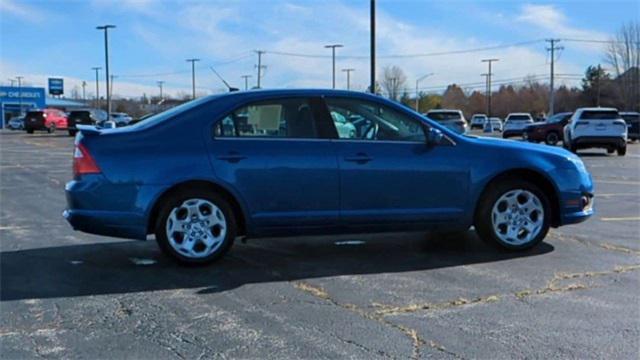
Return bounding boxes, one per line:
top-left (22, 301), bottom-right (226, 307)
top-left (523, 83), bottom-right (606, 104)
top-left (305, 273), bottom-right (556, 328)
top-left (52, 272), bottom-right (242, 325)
top-left (64, 89), bottom-right (594, 264)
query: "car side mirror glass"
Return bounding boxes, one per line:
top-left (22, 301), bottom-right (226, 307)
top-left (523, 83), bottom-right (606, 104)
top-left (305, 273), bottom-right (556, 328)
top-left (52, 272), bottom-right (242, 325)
top-left (427, 127), bottom-right (444, 146)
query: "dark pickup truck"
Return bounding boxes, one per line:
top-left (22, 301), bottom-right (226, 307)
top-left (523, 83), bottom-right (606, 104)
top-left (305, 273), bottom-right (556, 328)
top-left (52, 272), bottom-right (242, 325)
top-left (67, 109), bottom-right (107, 136)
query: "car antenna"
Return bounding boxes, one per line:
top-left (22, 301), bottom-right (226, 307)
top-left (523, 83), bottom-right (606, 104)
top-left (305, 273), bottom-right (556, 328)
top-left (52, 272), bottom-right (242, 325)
top-left (209, 66), bottom-right (239, 92)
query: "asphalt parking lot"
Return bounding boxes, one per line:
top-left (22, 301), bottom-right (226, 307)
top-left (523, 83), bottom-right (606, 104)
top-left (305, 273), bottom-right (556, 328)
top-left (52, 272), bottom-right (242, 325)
top-left (1, 129), bottom-right (639, 359)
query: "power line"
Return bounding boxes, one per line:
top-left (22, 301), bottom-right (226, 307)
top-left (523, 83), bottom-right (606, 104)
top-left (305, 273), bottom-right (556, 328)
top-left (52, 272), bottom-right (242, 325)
top-left (264, 39), bottom-right (544, 59)
top-left (561, 38), bottom-right (640, 45)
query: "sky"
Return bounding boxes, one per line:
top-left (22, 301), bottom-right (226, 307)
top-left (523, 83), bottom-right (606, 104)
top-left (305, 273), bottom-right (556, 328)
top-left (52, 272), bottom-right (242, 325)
top-left (1, 0), bottom-right (638, 98)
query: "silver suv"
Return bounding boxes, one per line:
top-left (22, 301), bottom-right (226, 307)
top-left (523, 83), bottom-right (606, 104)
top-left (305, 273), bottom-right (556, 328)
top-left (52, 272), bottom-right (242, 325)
top-left (563, 107), bottom-right (627, 156)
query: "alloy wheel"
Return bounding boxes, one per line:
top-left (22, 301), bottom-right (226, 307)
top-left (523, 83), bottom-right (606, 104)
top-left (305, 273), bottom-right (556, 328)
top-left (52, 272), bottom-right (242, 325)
top-left (491, 189), bottom-right (544, 246)
top-left (165, 198), bottom-right (227, 259)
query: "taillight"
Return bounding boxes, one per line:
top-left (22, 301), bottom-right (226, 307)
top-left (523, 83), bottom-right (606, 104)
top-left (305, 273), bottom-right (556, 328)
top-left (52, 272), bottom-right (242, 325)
top-left (73, 143), bottom-right (101, 176)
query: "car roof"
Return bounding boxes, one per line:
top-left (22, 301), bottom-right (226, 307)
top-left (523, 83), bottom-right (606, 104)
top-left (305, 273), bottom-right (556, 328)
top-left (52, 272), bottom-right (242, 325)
top-left (426, 109), bottom-right (462, 113)
top-left (575, 107), bottom-right (618, 112)
top-left (507, 112), bottom-right (531, 116)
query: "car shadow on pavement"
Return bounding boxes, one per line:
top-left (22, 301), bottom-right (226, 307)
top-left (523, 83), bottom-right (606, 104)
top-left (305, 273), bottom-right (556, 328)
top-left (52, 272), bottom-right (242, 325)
top-left (0, 231), bottom-right (553, 301)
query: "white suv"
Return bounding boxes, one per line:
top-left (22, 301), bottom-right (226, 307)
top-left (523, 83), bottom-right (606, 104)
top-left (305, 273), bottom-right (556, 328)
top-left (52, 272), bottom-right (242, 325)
top-left (503, 113), bottom-right (534, 138)
top-left (563, 107), bottom-right (627, 156)
top-left (470, 114), bottom-right (488, 130)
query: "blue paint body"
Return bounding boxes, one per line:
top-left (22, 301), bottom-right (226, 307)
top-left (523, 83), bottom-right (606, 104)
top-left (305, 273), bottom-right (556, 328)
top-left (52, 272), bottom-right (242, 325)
top-left (64, 89), bottom-right (593, 240)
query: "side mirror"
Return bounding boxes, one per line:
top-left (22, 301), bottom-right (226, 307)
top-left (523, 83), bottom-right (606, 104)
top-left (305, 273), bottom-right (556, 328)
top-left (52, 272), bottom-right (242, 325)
top-left (426, 127), bottom-right (444, 146)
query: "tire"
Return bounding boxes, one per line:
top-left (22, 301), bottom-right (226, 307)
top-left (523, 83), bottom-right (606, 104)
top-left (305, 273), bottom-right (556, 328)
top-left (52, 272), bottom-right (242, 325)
top-left (544, 132), bottom-right (560, 146)
top-left (68, 129), bottom-right (77, 137)
top-left (47, 124), bottom-right (56, 134)
top-left (26, 128), bottom-right (34, 134)
top-left (155, 189), bottom-right (236, 265)
top-left (475, 178), bottom-right (550, 251)
top-left (618, 146), bottom-right (626, 156)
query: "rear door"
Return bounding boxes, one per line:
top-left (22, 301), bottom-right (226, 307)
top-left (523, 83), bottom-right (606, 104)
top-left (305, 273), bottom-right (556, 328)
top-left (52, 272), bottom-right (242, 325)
top-left (324, 97), bottom-right (468, 227)
top-left (574, 110), bottom-right (627, 138)
top-left (207, 96), bottom-right (340, 231)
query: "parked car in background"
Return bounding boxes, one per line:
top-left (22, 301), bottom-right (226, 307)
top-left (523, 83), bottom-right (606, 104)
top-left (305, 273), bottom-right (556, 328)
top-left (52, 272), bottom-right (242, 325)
top-left (330, 111), bottom-right (357, 138)
top-left (24, 108), bottom-right (68, 134)
top-left (620, 111), bottom-right (639, 141)
top-left (67, 109), bottom-right (108, 136)
top-left (110, 112), bottom-right (133, 127)
top-left (563, 107), bottom-right (627, 155)
top-left (7, 116), bottom-right (24, 130)
top-left (523, 112), bottom-right (572, 145)
top-left (503, 113), bottom-right (534, 138)
top-left (484, 117), bottom-right (503, 132)
top-left (424, 109), bottom-right (467, 134)
top-left (64, 89), bottom-right (593, 265)
top-left (470, 114), bottom-right (488, 130)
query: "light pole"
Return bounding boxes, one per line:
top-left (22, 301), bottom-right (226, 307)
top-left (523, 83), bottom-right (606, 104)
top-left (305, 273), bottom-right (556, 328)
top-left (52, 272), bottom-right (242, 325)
top-left (415, 73), bottom-right (434, 111)
top-left (342, 68), bottom-right (355, 90)
top-left (241, 75), bottom-right (252, 91)
top-left (109, 75), bottom-right (117, 106)
top-left (186, 58), bottom-right (200, 99)
top-left (82, 81), bottom-right (86, 101)
top-left (8, 79), bottom-right (16, 87)
top-left (96, 25), bottom-right (115, 118)
top-left (157, 80), bottom-right (164, 101)
top-left (91, 67), bottom-right (101, 109)
top-left (370, 0), bottom-right (376, 94)
top-left (481, 58), bottom-right (499, 117)
top-left (16, 76), bottom-right (23, 115)
top-left (324, 44), bottom-right (343, 89)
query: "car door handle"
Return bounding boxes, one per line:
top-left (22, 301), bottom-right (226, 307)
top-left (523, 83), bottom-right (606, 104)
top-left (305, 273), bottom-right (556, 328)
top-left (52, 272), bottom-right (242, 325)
top-left (216, 152), bottom-right (247, 163)
top-left (344, 153), bottom-right (373, 163)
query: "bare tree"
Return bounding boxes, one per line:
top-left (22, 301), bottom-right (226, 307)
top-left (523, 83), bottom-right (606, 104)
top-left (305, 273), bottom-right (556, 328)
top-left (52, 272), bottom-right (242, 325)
top-left (380, 65), bottom-right (407, 101)
top-left (605, 21), bottom-right (640, 110)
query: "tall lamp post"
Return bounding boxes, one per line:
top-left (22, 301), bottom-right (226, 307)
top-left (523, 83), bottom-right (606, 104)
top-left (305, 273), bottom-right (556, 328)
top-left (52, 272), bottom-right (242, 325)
top-left (157, 80), bottom-right (164, 101)
top-left (341, 68), bottom-right (355, 90)
top-left (92, 67), bottom-right (101, 109)
top-left (324, 44), bottom-right (343, 89)
top-left (16, 76), bottom-right (23, 115)
top-left (96, 25), bottom-right (116, 118)
top-left (241, 75), bottom-right (252, 91)
top-left (415, 73), bottom-right (434, 111)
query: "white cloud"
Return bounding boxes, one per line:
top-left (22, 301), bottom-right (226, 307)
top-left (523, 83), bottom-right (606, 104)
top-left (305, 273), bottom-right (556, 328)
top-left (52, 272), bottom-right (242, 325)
top-left (0, 0), bottom-right (45, 22)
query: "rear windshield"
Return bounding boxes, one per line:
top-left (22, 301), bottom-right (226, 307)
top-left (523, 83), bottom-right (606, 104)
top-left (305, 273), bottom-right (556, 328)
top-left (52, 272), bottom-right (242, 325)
top-left (26, 111), bottom-right (43, 116)
top-left (472, 115), bottom-right (487, 119)
top-left (128, 95), bottom-right (218, 130)
top-left (580, 110), bottom-right (619, 120)
top-left (507, 115), bottom-right (531, 121)
top-left (427, 112), bottom-right (461, 121)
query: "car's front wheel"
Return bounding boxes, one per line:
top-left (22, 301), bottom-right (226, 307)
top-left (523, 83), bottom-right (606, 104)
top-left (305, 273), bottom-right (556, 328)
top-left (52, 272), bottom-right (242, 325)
top-left (155, 190), bottom-right (236, 265)
top-left (545, 132), bottom-right (560, 146)
top-left (618, 145), bottom-right (626, 156)
top-left (475, 179), bottom-right (550, 250)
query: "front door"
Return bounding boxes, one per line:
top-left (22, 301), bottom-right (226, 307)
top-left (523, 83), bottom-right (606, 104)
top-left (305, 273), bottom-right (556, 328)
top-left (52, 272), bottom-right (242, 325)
top-left (323, 97), bottom-right (468, 226)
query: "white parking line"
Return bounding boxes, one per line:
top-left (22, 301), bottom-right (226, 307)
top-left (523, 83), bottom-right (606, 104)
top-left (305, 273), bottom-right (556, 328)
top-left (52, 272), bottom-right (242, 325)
top-left (600, 217), bottom-right (640, 222)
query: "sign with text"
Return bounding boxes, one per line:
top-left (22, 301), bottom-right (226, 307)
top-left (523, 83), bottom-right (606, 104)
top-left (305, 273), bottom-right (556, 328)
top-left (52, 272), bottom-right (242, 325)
top-left (48, 78), bottom-right (64, 95)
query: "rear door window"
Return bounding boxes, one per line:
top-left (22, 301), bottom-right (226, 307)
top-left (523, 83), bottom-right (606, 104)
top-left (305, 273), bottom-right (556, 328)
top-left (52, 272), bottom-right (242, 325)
top-left (214, 98), bottom-right (319, 139)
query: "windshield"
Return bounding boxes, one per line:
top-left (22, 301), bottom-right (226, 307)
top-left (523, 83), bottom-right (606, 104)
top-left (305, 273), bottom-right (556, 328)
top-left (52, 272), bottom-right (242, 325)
top-left (547, 113), bottom-right (570, 123)
top-left (428, 112), bottom-right (461, 121)
top-left (507, 115), bottom-right (531, 121)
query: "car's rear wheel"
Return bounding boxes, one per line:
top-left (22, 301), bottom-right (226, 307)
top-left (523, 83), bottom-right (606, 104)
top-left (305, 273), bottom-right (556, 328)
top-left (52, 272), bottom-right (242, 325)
top-left (475, 179), bottom-right (550, 250)
top-left (26, 128), bottom-right (34, 134)
top-left (618, 145), bottom-right (626, 156)
top-left (545, 132), bottom-right (559, 146)
top-left (68, 129), bottom-right (77, 137)
top-left (155, 190), bottom-right (236, 265)
top-left (47, 124), bottom-right (56, 134)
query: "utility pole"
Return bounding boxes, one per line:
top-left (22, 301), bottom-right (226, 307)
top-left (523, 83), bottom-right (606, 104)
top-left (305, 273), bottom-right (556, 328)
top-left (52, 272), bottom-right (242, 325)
top-left (8, 79), bottom-right (16, 87)
top-left (390, 77), bottom-right (397, 100)
top-left (342, 68), bottom-right (355, 90)
top-left (481, 58), bottom-right (499, 117)
top-left (324, 44), bottom-right (343, 89)
top-left (241, 75), bottom-right (252, 91)
top-left (370, 0), bottom-right (376, 94)
top-left (546, 39), bottom-right (563, 115)
top-left (415, 73), bottom-right (434, 111)
top-left (596, 64), bottom-right (601, 107)
top-left (157, 80), bottom-right (164, 100)
top-left (185, 58), bottom-right (200, 99)
top-left (16, 76), bottom-right (23, 115)
top-left (96, 25), bottom-right (116, 118)
top-left (82, 81), bottom-right (87, 101)
top-left (92, 67), bottom-right (101, 109)
top-left (255, 50), bottom-right (265, 88)
top-left (481, 73), bottom-right (489, 115)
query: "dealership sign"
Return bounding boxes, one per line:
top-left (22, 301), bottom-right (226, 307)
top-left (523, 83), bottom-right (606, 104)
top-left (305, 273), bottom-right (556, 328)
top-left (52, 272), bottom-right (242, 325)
top-left (48, 78), bottom-right (64, 95)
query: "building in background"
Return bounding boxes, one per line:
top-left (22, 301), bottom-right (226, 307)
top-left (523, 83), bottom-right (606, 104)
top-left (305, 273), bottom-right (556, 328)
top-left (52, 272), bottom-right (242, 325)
top-left (0, 86), bottom-right (87, 129)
